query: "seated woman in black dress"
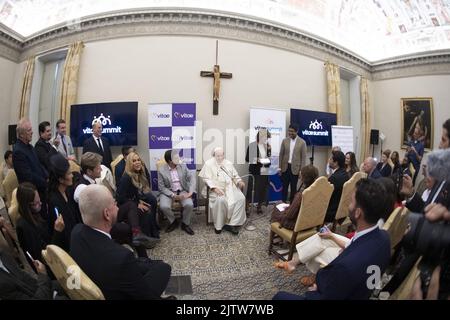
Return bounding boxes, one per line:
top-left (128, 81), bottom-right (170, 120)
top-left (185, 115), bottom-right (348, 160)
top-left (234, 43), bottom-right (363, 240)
top-left (16, 182), bottom-right (65, 269)
top-left (376, 149), bottom-right (393, 177)
top-left (47, 153), bottom-right (82, 251)
top-left (117, 152), bottom-right (159, 242)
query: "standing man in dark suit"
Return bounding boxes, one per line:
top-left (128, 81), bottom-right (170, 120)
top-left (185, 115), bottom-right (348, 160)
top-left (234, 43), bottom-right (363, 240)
top-left (278, 124), bottom-right (307, 203)
top-left (13, 119), bottom-right (49, 219)
top-left (273, 178), bottom-right (391, 300)
top-left (82, 121), bottom-right (113, 169)
top-left (71, 184), bottom-right (172, 300)
top-left (406, 126), bottom-right (425, 185)
top-left (35, 121), bottom-right (58, 172)
top-left (325, 150), bottom-right (350, 223)
top-left (362, 157), bottom-right (382, 179)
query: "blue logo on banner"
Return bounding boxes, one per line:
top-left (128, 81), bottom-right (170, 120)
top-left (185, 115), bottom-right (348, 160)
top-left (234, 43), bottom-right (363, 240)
top-left (149, 127), bottom-right (172, 149)
top-left (172, 103), bottom-right (196, 126)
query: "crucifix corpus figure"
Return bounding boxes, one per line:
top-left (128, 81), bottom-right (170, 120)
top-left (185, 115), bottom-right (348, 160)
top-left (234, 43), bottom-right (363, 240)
top-left (200, 40), bottom-right (232, 115)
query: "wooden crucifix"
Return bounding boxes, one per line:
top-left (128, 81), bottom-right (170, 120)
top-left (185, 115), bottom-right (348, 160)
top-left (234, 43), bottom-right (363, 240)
top-left (200, 40), bottom-right (232, 115)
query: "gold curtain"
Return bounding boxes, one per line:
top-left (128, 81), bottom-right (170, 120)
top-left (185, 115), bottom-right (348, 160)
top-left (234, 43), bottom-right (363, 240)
top-left (18, 57), bottom-right (35, 119)
top-left (59, 41), bottom-right (84, 133)
top-left (360, 77), bottom-right (371, 163)
top-left (325, 61), bottom-right (342, 125)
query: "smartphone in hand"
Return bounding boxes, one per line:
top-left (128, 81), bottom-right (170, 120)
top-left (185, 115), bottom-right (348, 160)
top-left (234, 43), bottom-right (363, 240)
top-left (26, 251), bottom-right (34, 261)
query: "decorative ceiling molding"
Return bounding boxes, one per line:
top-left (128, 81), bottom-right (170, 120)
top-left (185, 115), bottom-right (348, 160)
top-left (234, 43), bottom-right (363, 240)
top-left (0, 9), bottom-right (449, 80)
top-left (0, 28), bottom-right (22, 62)
top-left (372, 62), bottom-right (450, 81)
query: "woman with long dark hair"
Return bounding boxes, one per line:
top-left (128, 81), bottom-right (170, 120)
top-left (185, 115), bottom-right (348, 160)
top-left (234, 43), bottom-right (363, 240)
top-left (390, 151), bottom-right (401, 176)
top-left (16, 182), bottom-right (65, 266)
top-left (47, 153), bottom-right (82, 251)
top-left (270, 164), bottom-right (319, 230)
top-left (344, 152), bottom-right (359, 178)
top-left (245, 129), bottom-right (272, 215)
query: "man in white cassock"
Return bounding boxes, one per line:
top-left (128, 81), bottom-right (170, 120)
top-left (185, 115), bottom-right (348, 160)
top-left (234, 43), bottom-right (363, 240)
top-left (199, 147), bottom-right (247, 235)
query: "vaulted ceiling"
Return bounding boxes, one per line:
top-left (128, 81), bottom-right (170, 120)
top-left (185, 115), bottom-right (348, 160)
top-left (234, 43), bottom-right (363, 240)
top-left (1, 0), bottom-right (450, 63)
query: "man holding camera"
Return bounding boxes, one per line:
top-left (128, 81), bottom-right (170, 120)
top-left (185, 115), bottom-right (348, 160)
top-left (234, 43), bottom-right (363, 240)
top-left (392, 119), bottom-right (450, 300)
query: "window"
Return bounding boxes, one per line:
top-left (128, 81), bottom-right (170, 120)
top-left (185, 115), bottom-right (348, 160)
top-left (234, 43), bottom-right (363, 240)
top-left (37, 54), bottom-right (66, 127)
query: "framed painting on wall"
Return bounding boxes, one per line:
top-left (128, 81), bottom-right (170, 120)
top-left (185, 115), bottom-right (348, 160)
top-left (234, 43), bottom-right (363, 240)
top-left (401, 97), bottom-right (433, 151)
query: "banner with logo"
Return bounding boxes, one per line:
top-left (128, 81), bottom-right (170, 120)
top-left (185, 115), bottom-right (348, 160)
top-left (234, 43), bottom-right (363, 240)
top-left (249, 108), bottom-right (286, 202)
top-left (148, 103), bottom-right (196, 191)
top-left (70, 102), bottom-right (138, 147)
top-left (290, 109), bottom-right (337, 146)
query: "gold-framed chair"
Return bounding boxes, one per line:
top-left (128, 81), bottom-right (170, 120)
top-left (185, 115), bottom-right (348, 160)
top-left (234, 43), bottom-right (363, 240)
top-left (41, 245), bottom-right (105, 300)
top-left (8, 188), bottom-right (19, 226)
top-left (68, 160), bottom-right (81, 174)
top-left (2, 169), bottom-right (18, 208)
top-left (332, 172), bottom-right (367, 231)
top-left (269, 176), bottom-right (334, 261)
top-left (383, 207), bottom-right (410, 255)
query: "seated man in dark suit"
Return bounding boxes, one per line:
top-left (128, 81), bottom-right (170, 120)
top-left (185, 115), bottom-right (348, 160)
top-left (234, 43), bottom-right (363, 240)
top-left (114, 146), bottom-right (135, 189)
top-left (273, 178), bottom-right (391, 300)
top-left (70, 184), bottom-right (172, 300)
top-left (82, 121), bottom-right (113, 169)
top-left (13, 119), bottom-right (49, 219)
top-left (325, 150), bottom-right (349, 223)
top-left (362, 157), bottom-right (382, 179)
top-left (35, 121), bottom-right (59, 172)
top-left (0, 249), bottom-right (53, 300)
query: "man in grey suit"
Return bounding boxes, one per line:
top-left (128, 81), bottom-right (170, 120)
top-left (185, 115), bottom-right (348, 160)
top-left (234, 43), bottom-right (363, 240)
top-left (158, 150), bottom-right (196, 235)
top-left (278, 124), bottom-right (307, 202)
top-left (51, 119), bottom-right (76, 161)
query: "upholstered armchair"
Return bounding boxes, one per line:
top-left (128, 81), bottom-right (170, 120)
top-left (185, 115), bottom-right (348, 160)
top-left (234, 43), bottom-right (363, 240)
top-left (269, 176), bottom-right (334, 261)
top-left (2, 170), bottom-right (18, 208)
top-left (41, 245), bottom-right (105, 300)
top-left (332, 171), bottom-right (367, 231)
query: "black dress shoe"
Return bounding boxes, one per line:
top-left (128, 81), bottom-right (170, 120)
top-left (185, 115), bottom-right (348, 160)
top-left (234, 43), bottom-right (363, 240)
top-left (132, 233), bottom-right (160, 249)
top-left (214, 228), bottom-right (222, 234)
top-left (161, 295), bottom-right (177, 300)
top-left (166, 220), bottom-right (179, 233)
top-left (181, 223), bottom-right (195, 235)
top-left (223, 225), bottom-right (239, 235)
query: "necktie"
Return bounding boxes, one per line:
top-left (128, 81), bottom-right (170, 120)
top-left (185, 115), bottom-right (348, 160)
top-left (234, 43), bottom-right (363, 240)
top-left (97, 138), bottom-right (104, 152)
top-left (61, 135), bottom-right (68, 155)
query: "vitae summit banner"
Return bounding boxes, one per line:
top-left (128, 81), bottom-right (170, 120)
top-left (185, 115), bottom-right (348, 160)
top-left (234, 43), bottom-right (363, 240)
top-left (70, 101), bottom-right (138, 147)
top-left (148, 103), bottom-right (196, 191)
top-left (290, 109), bottom-right (337, 146)
top-left (249, 108), bottom-right (286, 202)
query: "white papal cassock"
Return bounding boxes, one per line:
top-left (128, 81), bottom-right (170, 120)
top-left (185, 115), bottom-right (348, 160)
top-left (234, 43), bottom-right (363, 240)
top-left (199, 157), bottom-right (247, 230)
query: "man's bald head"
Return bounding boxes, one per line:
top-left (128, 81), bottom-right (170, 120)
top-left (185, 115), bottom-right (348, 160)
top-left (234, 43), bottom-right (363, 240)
top-left (363, 157), bottom-right (377, 174)
top-left (79, 184), bottom-right (117, 230)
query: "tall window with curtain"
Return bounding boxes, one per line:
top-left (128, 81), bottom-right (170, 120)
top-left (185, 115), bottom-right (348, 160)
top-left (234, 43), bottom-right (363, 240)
top-left (38, 58), bottom-right (65, 126)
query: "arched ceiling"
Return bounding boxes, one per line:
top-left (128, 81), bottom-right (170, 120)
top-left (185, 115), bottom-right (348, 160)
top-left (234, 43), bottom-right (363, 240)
top-left (1, 0), bottom-right (450, 63)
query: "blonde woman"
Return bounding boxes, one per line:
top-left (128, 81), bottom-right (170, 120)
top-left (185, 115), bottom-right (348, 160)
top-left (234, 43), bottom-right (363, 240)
top-left (117, 152), bottom-right (159, 246)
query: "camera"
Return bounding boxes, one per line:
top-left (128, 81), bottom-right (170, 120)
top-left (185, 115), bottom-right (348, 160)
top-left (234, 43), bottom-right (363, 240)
top-left (403, 212), bottom-right (450, 260)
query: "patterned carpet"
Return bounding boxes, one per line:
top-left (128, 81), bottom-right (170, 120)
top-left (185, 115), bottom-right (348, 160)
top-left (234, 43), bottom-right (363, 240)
top-left (148, 205), bottom-right (311, 300)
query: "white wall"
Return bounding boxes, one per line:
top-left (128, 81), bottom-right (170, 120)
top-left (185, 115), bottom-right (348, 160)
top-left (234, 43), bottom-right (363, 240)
top-left (0, 56), bottom-right (18, 153)
top-left (372, 75), bottom-right (450, 157)
top-left (76, 36), bottom-right (329, 175)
